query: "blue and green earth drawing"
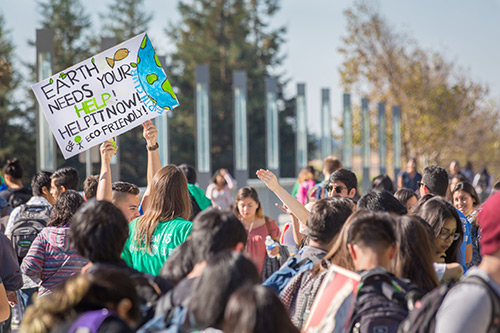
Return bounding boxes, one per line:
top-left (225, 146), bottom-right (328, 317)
top-left (134, 35), bottom-right (179, 111)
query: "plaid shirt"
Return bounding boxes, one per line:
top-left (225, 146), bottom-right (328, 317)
top-left (280, 268), bottom-right (328, 329)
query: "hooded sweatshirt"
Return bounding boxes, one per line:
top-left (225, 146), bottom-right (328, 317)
top-left (21, 226), bottom-right (89, 296)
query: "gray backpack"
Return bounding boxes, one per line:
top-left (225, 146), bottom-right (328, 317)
top-left (11, 204), bottom-right (51, 262)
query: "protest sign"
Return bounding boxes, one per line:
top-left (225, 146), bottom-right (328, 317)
top-left (303, 265), bottom-right (360, 333)
top-left (32, 33), bottom-right (179, 159)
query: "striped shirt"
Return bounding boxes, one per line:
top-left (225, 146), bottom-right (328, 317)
top-left (21, 226), bottom-right (88, 296)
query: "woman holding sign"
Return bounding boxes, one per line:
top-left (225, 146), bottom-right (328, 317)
top-left (121, 165), bottom-right (192, 276)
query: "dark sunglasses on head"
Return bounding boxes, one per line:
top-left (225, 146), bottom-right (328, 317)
top-left (417, 182), bottom-right (425, 188)
top-left (326, 185), bottom-right (346, 194)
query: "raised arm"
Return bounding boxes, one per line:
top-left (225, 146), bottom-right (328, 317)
top-left (96, 140), bottom-right (116, 202)
top-left (220, 169), bottom-right (236, 190)
top-left (140, 120), bottom-right (161, 213)
top-left (256, 169), bottom-right (310, 223)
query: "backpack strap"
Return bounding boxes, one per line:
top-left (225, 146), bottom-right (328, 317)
top-left (264, 216), bottom-right (272, 237)
top-left (462, 275), bottom-right (500, 332)
top-left (290, 254), bottom-right (322, 270)
top-left (264, 216), bottom-right (280, 241)
top-left (358, 269), bottom-right (406, 303)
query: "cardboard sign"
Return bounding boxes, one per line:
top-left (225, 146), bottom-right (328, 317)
top-left (32, 33), bottom-right (179, 159)
top-left (303, 265), bottom-right (360, 333)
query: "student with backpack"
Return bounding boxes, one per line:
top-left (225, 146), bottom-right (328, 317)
top-left (344, 211), bottom-right (414, 333)
top-left (0, 158), bottom-right (32, 208)
top-left (263, 197), bottom-right (353, 294)
top-left (280, 210), bottom-right (364, 329)
top-left (5, 171), bottom-right (54, 249)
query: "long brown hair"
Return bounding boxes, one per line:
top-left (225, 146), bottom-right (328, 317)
top-left (392, 216), bottom-right (439, 291)
top-left (134, 165), bottom-right (191, 251)
top-left (411, 195), bottom-right (463, 264)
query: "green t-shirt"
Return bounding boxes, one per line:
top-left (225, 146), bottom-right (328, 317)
top-left (188, 184), bottom-right (211, 210)
top-left (291, 182), bottom-right (300, 198)
top-left (122, 216), bottom-right (192, 276)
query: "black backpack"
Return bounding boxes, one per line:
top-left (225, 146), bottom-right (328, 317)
top-left (11, 204), bottom-right (51, 262)
top-left (348, 267), bottom-right (423, 333)
top-left (6, 188), bottom-right (32, 208)
top-left (398, 275), bottom-right (500, 333)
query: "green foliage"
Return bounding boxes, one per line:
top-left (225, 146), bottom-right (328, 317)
top-left (338, 1), bottom-right (500, 177)
top-left (167, 0), bottom-right (295, 176)
top-left (39, 0), bottom-right (96, 73)
top-left (0, 12), bottom-right (37, 184)
top-left (100, 0), bottom-right (152, 43)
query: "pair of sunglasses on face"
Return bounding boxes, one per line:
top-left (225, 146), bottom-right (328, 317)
top-left (326, 185), bottom-right (347, 194)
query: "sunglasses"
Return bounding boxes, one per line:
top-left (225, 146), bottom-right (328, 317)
top-left (326, 185), bottom-right (346, 194)
top-left (417, 182), bottom-right (426, 188)
top-left (438, 231), bottom-right (460, 241)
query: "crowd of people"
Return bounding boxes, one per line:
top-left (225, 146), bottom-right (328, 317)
top-left (0, 121), bottom-right (499, 332)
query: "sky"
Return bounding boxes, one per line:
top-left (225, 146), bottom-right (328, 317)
top-left (2, 0), bottom-right (500, 137)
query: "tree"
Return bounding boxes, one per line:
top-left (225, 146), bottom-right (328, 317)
top-left (38, 0), bottom-right (96, 73)
top-left (166, 0), bottom-right (296, 177)
top-left (99, 0), bottom-right (153, 186)
top-left (338, 1), bottom-right (500, 177)
top-left (100, 0), bottom-right (152, 42)
top-left (0, 12), bottom-right (37, 184)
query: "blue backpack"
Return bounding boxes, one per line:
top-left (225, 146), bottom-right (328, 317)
top-left (263, 254), bottom-right (322, 294)
top-left (138, 290), bottom-right (193, 333)
top-left (138, 306), bottom-right (190, 333)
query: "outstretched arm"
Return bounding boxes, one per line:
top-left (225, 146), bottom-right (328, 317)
top-left (140, 120), bottom-right (161, 213)
top-left (96, 140), bottom-right (116, 202)
top-left (256, 169), bottom-right (310, 223)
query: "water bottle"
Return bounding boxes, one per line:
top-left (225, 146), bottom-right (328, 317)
top-left (265, 235), bottom-right (277, 258)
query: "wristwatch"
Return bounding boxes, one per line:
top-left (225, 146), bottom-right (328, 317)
top-left (147, 142), bottom-right (159, 151)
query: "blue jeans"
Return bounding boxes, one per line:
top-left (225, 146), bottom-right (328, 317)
top-left (19, 288), bottom-right (37, 308)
